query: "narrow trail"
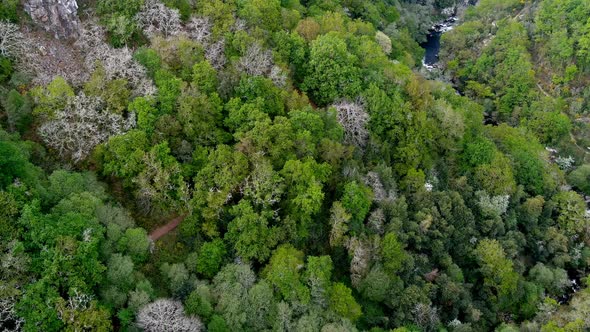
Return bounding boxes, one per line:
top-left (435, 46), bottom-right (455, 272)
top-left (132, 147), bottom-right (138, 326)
top-left (149, 214), bottom-right (187, 241)
top-left (569, 132), bottom-right (590, 163)
top-left (536, 82), bottom-right (550, 97)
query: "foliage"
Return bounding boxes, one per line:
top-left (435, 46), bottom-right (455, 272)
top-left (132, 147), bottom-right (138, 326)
top-left (3, 0), bottom-right (590, 331)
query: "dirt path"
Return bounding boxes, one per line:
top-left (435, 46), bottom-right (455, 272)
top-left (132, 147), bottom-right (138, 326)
top-left (149, 215), bottom-right (187, 241)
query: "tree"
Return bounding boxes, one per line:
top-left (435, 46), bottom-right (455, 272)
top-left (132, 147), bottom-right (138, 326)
top-left (196, 239), bottom-right (226, 279)
top-left (136, 299), bottom-right (203, 332)
top-left (329, 283), bottom-right (362, 322)
top-left (550, 191), bottom-right (588, 239)
top-left (133, 142), bottom-right (189, 215)
top-left (0, 21), bottom-right (27, 58)
top-left (192, 145), bottom-right (249, 236)
top-left (381, 232), bottom-right (408, 275)
top-left (329, 201), bottom-right (351, 247)
top-left (30, 76), bottom-right (75, 117)
top-left (160, 263), bottom-right (190, 296)
top-left (136, 0), bottom-right (182, 38)
top-left (237, 0), bottom-right (281, 32)
top-left (302, 32), bottom-right (362, 106)
top-left (38, 93), bottom-right (135, 163)
top-left (226, 200), bottom-right (280, 262)
top-left (184, 290), bottom-right (213, 319)
top-left (106, 254), bottom-right (135, 292)
top-left (474, 239), bottom-right (519, 299)
top-left (263, 245), bottom-right (310, 303)
top-left (245, 281), bottom-right (276, 330)
top-left (177, 89), bottom-right (227, 146)
top-left (3, 89), bottom-right (31, 133)
top-left (280, 158), bottom-right (331, 239)
top-left (341, 181), bottom-right (373, 232)
top-left (192, 61), bottom-right (217, 94)
top-left (119, 228), bottom-right (151, 263)
top-left (568, 164), bottom-right (590, 195)
top-left (306, 255), bottom-right (333, 307)
top-left (331, 99), bottom-right (369, 150)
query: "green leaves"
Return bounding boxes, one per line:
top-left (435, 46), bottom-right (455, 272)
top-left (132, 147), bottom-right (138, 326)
top-left (226, 200), bottom-right (281, 262)
top-left (474, 239), bottom-right (519, 299)
top-left (381, 232), bottom-right (408, 275)
top-left (196, 239), bottom-right (227, 278)
top-left (302, 32), bottom-right (362, 106)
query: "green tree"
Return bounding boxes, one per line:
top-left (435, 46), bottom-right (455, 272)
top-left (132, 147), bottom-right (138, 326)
top-left (226, 200), bottom-right (281, 262)
top-left (263, 245), bottom-right (310, 303)
top-left (381, 232), bottom-right (408, 275)
top-left (329, 283), bottom-right (362, 321)
top-left (192, 60), bottom-right (218, 94)
top-left (280, 158), bottom-right (331, 240)
top-left (341, 181), bottom-right (373, 232)
top-left (30, 76), bottom-right (74, 117)
top-left (302, 32), bottom-right (362, 106)
top-left (474, 239), bottom-right (519, 299)
top-left (568, 164), bottom-right (590, 195)
top-left (196, 239), bottom-right (226, 278)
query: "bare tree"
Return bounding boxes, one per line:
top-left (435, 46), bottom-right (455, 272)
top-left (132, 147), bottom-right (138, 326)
top-left (412, 303), bottom-right (440, 332)
top-left (205, 38), bottom-right (226, 70)
top-left (133, 148), bottom-right (189, 215)
top-left (186, 16), bottom-right (212, 45)
top-left (0, 297), bottom-right (23, 332)
top-left (367, 209), bottom-right (385, 235)
top-left (232, 18), bottom-right (247, 32)
top-left (137, 299), bottom-right (203, 332)
top-left (76, 22), bottom-right (156, 96)
top-left (237, 43), bottom-right (286, 87)
top-left (364, 171), bottom-right (395, 202)
top-left (332, 99), bottom-right (369, 150)
top-left (238, 43), bottom-right (273, 77)
top-left (75, 21), bottom-right (106, 52)
top-left (269, 65), bottom-right (287, 87)
top-left (0, 21), bottom-right (28, 58)
top-left (38, 93), bottom-right (135, 163)
top-left (136, 0), bottom-right (182, 39)
top-left (346, 236), bottom-right (376, 287)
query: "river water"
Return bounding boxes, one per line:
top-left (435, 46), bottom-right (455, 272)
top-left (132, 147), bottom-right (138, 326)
top-left (421, 17), bottom-right (458, 70)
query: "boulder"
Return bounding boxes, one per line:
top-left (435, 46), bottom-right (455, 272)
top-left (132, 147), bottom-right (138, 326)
top-left (23, 0), bottom-right (81, 39)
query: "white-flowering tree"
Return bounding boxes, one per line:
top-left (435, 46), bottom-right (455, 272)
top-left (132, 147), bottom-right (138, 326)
top-left (375, 31), bottom-right (392, 55)
top-left (476, 190), bottom-right (510, 217)
top-left (136, 0), bottom-right (182, 39)
top-left (186, 16), bottom-right (212, 44)
top-left (137, 299), bottom-right (203, 332)
top-left (0, 21), bottom-right (28, 58)
top-left (38, 93), bottom-right (135, 163)
top-left (332, 99), bottom-right (370, 150)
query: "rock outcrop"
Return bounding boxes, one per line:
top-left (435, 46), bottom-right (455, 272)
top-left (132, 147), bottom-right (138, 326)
top-left (24, 0), bottom-right (81, 39)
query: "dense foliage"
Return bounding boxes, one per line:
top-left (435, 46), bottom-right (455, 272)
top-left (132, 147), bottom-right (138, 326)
top-left (0, 0), bottom-right (589, 331)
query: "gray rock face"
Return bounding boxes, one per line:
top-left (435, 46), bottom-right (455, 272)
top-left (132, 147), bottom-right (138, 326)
top-left (24, 0), bottom-right (81, 39)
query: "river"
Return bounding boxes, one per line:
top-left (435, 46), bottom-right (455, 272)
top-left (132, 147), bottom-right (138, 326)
top-left (421, 17), bottom-right (458, 70)
top-left (419, 8), bottom-right (586, 305)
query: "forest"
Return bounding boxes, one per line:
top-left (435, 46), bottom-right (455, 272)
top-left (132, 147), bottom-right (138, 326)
top-left (0, 0), bottom-right (589, 331)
